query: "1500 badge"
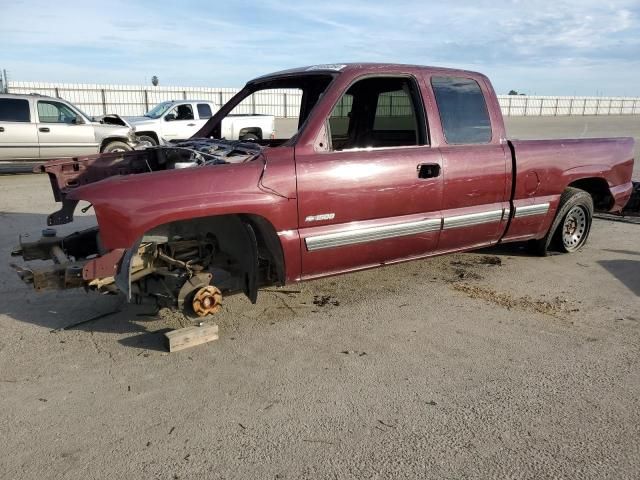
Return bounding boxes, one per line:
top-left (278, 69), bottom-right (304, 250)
top-left (305, 213), bottom-right (336, 222)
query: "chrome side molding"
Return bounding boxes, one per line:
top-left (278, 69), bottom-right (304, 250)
top-left (306, 218), bottom-right (441, 251)
top-left (305, 203), bottom-right (549, 251)
top-left (443, 209), bottom-right (504, 230)
top-left (514, 203), bottom-right (550, 218)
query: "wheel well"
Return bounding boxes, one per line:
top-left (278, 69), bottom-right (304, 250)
top-left (138, 214), bottom-right (285, 303)
top-left (135, 131), bottom-right (159, 143)
top-left (242, 214), bottom-right (286, 285)
top-left (238, 127), bottom-right (263, 139)
top-left (100, 137), bottom-right (129, 151)
top-left (568, 177), bottom-right (613, 211)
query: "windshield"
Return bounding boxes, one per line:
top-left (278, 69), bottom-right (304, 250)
top-left (145, 102), bottom-right (173, 119)
top-left (201, 73), bottom-right (336, 143)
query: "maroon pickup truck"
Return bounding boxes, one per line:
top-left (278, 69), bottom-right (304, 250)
top-left (12, 64), bottom-right (635, 317)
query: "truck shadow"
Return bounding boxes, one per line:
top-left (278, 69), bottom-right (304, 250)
top-left (597, 259), bottom-right (640, 296)
top-left (602, 249), bottom-right (640, 257)
top-left (478, 242), bottom-right (536, 257)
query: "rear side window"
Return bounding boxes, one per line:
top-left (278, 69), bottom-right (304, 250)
top-left (431, 76), bottom-right (491, 144)
top-left (197, 103), bottom-right (212, 119)
top-left (0, 99), bottom-right (31, 122)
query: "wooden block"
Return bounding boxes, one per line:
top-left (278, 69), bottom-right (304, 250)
top-left (164, 324), bottom-right (219, 352)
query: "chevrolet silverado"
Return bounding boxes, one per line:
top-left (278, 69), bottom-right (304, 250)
top-left (11, 64), bottom-right (635, 317)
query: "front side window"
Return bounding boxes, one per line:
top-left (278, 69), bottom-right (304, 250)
top-left (166, 104), bottom-right (194, 121)
top-left (328, 93), bottom-right (352, 147)
top-left (0, 99), bottom-right (31, 122)
top-left (431, 76), bottom-right (492, 144)
top-left (327, 76), bottom-right (426, 151)
top-left (37, 101), bottom-right (78, 124)
top-left (197, 103), bottom-right (213, 119)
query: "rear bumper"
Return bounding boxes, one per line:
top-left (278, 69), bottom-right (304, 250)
top-left (610, 181), bottom-right (637, 213)
top-left (621, 181), bottom-right (640, 215)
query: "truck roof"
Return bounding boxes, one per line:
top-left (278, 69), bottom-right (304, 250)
top-left (250, 63), bottom-right (486, 83)
top-left (0, 93), bottom-right (55, 100)
top-left (159, 99), bottom-right (215, 104)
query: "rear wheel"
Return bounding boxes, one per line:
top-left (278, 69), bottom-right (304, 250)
top-left (529, 187), bottom-right (594, 255)
top-left (559, 204), bottom-right (590, 252)
top-left (102, 140), bottom-right (132, 153)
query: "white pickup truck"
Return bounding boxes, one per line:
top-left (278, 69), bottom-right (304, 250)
top-left (127, 100), bottom-right (275, 145)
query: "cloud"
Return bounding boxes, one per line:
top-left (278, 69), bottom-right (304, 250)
top-left (1, 0), bottom-right (639, 94)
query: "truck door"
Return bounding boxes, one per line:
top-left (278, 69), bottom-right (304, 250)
top-left (162, 103), bottom-right (197, 140)
top-left (429, 76), bottom-right (510, 252)
top-left (0, 98), bottom-right (39, 160)
top-left (36, 99), bottom-right (97, 158)
top-left (295, 75), bottom-right (443, 278)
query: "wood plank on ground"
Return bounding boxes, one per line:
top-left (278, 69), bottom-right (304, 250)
top-left (164, 324), bottom-right (219, 352)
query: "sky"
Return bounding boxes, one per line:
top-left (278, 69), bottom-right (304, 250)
top-left (1, 0), bottom-right (639, 95)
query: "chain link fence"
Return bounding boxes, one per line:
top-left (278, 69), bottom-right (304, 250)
top-left (6, 81), bottom-right (640, 117)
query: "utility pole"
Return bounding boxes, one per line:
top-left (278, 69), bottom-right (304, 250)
top-left (0, 69), bottom-right (7, 93)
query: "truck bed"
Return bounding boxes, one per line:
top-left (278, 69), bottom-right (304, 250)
top-left (510, 136), bottom-right (635, 212)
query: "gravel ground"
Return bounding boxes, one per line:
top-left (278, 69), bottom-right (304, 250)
top-left (0, 117), bottom-right (639, 479)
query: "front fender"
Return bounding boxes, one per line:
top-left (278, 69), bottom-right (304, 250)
top-left (67, 159), bottom-right (298, 251)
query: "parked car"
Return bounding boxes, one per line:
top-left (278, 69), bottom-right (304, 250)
top-left (127, 100), bottom-right (275, 145)
top-left (12, 64), bottom-right (635, 318)
top-left (0, 93), bottom-right (137, 172)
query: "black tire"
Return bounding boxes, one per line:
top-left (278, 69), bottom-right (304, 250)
top-left (240, 133), bottom-right (259, 142)
top-left (101, 141), bottom-right (132, 153)
top-left (529, 187), bottom-right (594, 256)
top-left (136, 134), bottom-right (158, 146)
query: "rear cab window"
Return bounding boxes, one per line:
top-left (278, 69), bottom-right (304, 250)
top-left (431, 76), bottom-right (492, 144)
top-left (0, 98), bottom-right (31, 122)
top-left (197, 103), bottom-right (212, 119)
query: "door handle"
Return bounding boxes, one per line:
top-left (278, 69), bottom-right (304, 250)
top-left (0, 127), bottom-right (4, 132)
top-left (187, 123), bottom-right (196, 126)
top-left (417, 163), bottom-right (440, 179)
top-left (39, 127), bottom-right (50, 133)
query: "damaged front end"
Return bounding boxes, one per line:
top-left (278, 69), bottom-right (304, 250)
top-left (11, 138), bottom-right (281, 317)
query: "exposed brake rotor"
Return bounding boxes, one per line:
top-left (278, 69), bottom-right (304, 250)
top-left (192, 285), bottom-right (223, 317)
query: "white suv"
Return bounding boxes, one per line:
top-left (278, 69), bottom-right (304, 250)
top-left (0, 94), bottom-right (137, 171)
top-left (128, 100), bottom-right (275, 145)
